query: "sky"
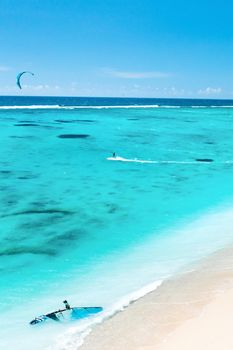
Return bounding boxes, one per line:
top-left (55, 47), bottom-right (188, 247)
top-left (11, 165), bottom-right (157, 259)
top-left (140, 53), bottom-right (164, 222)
top-left (0, 0), bottom-right (233, 98)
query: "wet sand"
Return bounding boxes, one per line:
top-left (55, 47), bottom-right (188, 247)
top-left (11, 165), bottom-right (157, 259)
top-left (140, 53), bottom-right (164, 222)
top-left (79, 245), bottom-right (233, 350)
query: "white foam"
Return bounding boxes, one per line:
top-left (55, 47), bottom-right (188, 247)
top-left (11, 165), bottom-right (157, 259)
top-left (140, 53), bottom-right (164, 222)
top-left (191, 106), bottom-right (208, 108)
top-left (53, 280), bottom-right (163, 350)
top-left (79, 105), bottom-right (160, 109)
top-left (210, 105), bottom-right (233, 108)
top-left (0, 104), bottom-right (233, 110)
top-left (0, 105), bottom-right (61, 109)
top-left (160, 105), bottom-right (181, 108)
top-left (0, 104), bottom-right (160, 110)
top-left (191, 105), bottom-right (233, 109)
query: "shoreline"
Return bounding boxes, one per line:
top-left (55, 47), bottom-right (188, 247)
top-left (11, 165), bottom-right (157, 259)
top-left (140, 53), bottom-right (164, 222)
top-left (78, 245), bottom-right (233, 350)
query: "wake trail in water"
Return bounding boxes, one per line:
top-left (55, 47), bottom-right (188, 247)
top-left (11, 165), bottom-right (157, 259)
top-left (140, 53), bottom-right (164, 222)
top-left (107, 157), bottom-right (202, 164)
top-left (107, 157), bottom-right (233, 164)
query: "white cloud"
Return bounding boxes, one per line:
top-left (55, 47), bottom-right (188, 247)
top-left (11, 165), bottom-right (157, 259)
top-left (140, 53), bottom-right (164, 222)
top-left (22, 84), bottom-right (61, 91)
top-left (163, 87), bottom-right (185, 96)
top-left (198, 87), bottom-right (222, 95)
top-left (0, 65), bottom-right (11, 72)
top-left (102, 68), bottom-right (171, 79)
top-left (0, 84), bottom-right (61, 96)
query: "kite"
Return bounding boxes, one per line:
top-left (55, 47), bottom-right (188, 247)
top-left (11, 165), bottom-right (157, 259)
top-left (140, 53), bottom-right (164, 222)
top-left (16, 71), bottom-right (34, 89)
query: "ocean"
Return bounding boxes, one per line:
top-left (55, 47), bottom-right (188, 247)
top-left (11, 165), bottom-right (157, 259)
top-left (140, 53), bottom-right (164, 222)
top-left (1, 96), bottom-right (233, 349)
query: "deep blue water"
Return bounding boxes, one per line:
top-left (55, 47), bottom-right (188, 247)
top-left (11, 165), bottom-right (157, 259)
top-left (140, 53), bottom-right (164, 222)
top-left (1, 95), bottom-right (233, 107)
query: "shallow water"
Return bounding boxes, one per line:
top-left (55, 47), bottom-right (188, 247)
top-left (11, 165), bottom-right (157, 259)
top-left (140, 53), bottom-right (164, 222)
top-left (1, 97), bottom-right (233, 349)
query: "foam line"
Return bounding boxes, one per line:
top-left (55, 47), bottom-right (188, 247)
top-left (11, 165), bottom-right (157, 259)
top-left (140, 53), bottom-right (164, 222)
top-left (0, 105), bottom-right (61, 109)
top-left (0, 104), bottom-right (233, 110)
top-left (0, 105), bottom-right (160, 110)
top-left (54, 280), bottom-right (163, 350)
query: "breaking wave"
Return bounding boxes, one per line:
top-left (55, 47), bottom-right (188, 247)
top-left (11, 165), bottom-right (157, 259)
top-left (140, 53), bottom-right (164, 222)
top-left (1, 104), bottom-right (233, 110)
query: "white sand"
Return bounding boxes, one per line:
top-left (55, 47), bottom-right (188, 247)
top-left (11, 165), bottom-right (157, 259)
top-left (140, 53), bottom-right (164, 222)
top-left (79, 246), bottom-right (233, 350)
top-left (157, 288), bottom-right (233, 350)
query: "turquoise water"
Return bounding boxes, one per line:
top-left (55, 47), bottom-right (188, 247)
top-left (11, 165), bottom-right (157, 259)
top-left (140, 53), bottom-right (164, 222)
top-left (1, 99), bottom-right (233, 349)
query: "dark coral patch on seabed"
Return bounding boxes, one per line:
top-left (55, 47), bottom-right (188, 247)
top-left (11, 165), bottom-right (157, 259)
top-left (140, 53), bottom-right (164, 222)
top-left (55, 119), bottom-right (95, 123)
top-left (9, 135), bottom-right (37, 139)
top-left (0, 170), bottom-right (12, 174)
top-left (57, 134), bottom-right (90, 139)
top-left (17, 175), bottom-right (38, 180)
top-left (1, 209), bottom-right (74, 218)
top-left (14, 123), bottom-right (40, 126)
top-left (0, 246), bottom-right (57, 257)
top-left (195, 158), bottom-right (214, 162)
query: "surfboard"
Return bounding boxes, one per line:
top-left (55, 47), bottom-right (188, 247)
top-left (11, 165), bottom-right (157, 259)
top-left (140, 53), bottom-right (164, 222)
top-left (30, 306), bottom-right (103, 325)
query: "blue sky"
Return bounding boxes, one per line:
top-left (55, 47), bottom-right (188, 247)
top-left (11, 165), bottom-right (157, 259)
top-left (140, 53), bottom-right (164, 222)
top-left (0, 0), bottom-right (233, 98)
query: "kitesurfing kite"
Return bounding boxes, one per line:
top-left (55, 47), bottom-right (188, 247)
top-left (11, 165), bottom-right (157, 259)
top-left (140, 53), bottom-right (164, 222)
top-left (16, 71), bottom-right (34, 89)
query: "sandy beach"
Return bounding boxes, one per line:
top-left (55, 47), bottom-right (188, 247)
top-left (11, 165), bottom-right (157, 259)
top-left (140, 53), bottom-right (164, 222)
top-left (80, 246), bottom-right (233, 350)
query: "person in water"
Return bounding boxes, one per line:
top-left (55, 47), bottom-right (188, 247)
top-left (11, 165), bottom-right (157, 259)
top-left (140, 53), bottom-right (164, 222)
top-left (112, 152), bottom-right (116, 158)
top-left (63, 300), bottom-right (71, 310)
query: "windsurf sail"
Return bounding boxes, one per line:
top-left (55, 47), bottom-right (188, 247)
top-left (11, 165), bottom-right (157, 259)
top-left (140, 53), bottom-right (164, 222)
top-left (29, 306), bottom-right (103, 325)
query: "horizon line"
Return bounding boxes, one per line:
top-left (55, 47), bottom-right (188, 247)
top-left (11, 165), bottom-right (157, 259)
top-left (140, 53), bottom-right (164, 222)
top-left (0, 95), bottom-right (233, 101)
